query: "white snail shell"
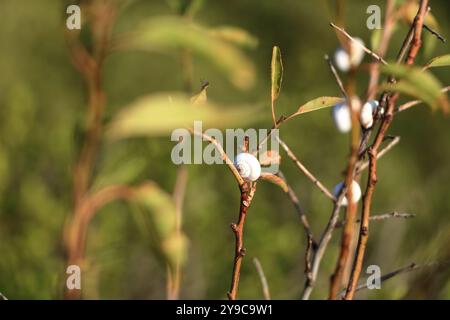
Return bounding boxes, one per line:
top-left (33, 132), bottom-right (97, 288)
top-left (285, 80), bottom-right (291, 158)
top-left (334, 37), bottom-right (365, 72)
top-left (332, 96), bottom-right (361, 133)
top-left (235, 153), bottom-right (261, 182)
top-left (333, 180), bottom-right (362, 206)
top-left (360, 100), bottom-right (379, 129)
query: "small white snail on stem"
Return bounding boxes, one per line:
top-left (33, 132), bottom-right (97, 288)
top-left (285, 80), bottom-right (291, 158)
top-left (333, 37), bottom-right (365, 72)
top-left (333, 180), bottom-right (362, 206)
top-left (332, 96), bottom-right (361, 133)
top-left (360, 100), bottom-right (379, 129)
top-left (234, 153), bottom-right (261, 182)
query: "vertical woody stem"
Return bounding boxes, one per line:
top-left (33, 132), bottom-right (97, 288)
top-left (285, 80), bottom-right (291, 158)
top-left (344, 0), bottom-right (429, 300)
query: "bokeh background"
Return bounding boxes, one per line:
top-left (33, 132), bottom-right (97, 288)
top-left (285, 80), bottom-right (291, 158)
top-left (0, 0), bottom-right (449, 299)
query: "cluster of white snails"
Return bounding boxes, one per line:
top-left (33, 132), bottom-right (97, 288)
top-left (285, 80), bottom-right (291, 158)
top-left (331, 38), bottom-right (384, 133)
top-left (333, 98), bottom-right (381, 133)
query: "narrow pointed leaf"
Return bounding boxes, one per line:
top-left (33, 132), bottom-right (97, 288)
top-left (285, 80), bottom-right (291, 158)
top-left (260, 173), bottom-right (288, 193)
top-left (271, 46), bottom-right (283, 101)
top-left (290, 97), bottom-right (344, 118)
top-left (425, 54), bottom-right (450, 68)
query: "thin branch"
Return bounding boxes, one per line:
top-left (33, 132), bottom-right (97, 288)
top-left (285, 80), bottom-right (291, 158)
top-left (0, 292), bottom-right (7, 300)
top-left (342, 260), bottom-right (449, 297)
top-left (423, 23), bottom-right (446, 43)
top-left (329, 22), bottom-right (388, 65)
top-left (189, 129), bottom-right (245, 187)
top-left (325, 54), bottom-right (347, 98)
top-left (357, 136), bottom-right (401, 174)
top-left (345, 0), bottom-right (429, 300)
top-left (228, 137), bottom-right (256, 300)
top-left (228, 181), bottom-right (255, 300)
top-left (277, 171), bottom-right (316, 247)
top-left (253, 257), bottom-right (271, 300)
top-left (304, 234), bottom-right (314, 286)
top-left (301, 187), bottom-right (347, 299)
top-left (277, 137), bottom-right (336, 202)
top-left (335, 212), bottom-right (416, 228)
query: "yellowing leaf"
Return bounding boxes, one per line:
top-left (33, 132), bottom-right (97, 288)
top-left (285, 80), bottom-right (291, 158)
top-left (106, 92), bottom-right (262, 139)
top-left (127, 16), bottom-right (255, 90)
top-left (288, 97), bottom-right (344, 119)
top-left (271, 46), bottom-right (283, 101)
top-left (259, 173), bottom-right (288, 193)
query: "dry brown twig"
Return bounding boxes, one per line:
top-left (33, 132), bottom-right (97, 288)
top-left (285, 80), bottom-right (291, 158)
top-left (277, 137), bottom-right (336, 202)
top-left (330, 22), bottom-right (389, 65)
top-left (277, 171), bottom-right (316, 247)
top-left (335, 212), bottom-right (416, 228)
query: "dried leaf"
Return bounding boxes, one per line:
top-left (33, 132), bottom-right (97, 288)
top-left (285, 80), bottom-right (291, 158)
top-left (259, 173), bottom-right (288, 193)
top-left (259, 150), bottom-right (281, 166)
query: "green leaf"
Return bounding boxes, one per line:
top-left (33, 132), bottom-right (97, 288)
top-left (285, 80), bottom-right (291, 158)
top-left (380, 64), bottom-right (448, 111)
top-left (106, 92), bottom-right (261, 139)
top-left (208, 26), bottom-right (258, 49)
top-left (370, 28), bottom-right (382, 52)
top-left (271, 46), bottom-right (283, 102)
top-left (289, 97), bottom-right (344, 118)
top-left (128, 16), bottom-right (255, 90)
top-left (425, 54), bottom-right (450, 68)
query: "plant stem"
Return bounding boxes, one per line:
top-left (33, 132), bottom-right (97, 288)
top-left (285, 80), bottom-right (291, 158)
top-left (344, 1), bottom-right (429, 300)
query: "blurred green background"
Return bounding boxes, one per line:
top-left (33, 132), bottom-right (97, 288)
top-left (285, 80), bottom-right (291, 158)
top-left (0, 0), bottom-right (449, 299)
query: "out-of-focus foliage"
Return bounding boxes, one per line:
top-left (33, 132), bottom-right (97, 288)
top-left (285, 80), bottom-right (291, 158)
top-left (106, 92), bottom-right (261, 139)
top-left (0, 0), bottom-right (450, 300)
top-left (380, 64), bottom-right (449, 111)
